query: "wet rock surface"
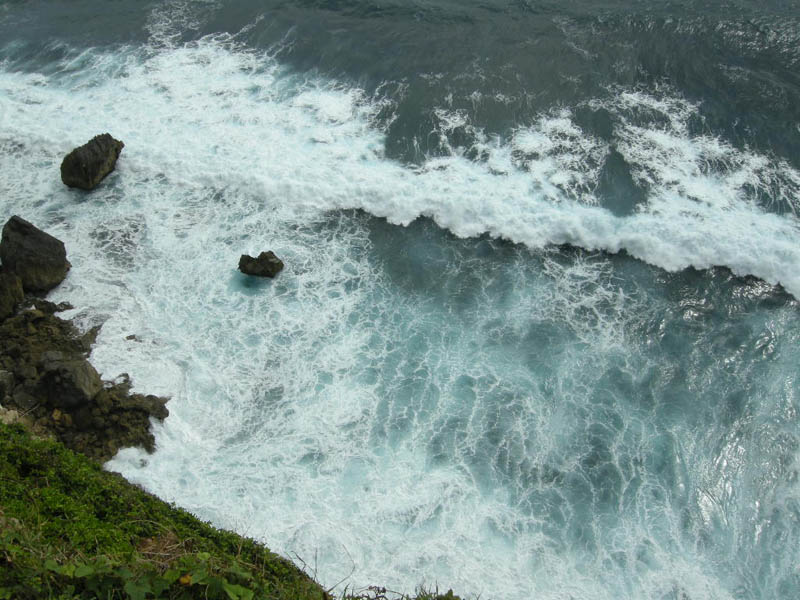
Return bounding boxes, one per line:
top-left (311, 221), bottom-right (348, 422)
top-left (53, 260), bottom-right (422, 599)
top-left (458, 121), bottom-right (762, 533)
top-left (239, 251), bottom-right (284, 278)
top-left (60, 133), bottom-right (124, 190)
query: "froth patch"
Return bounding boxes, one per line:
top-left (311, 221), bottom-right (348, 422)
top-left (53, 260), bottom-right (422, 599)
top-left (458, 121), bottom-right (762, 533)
top-left (2, 36), bottom-right (800, 297)
top-left (1, 34), bottom-right (799, 600)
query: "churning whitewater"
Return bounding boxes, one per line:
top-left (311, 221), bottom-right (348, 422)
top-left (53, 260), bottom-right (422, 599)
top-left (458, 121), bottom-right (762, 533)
top-left (1, 1), bottom-right (799, 599)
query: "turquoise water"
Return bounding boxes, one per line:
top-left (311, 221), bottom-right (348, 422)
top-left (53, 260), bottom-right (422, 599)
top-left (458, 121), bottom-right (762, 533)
top-left (1, 1), bottom-right (799, 598)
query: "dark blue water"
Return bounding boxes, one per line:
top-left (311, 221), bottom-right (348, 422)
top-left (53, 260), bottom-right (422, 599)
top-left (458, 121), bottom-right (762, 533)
top-left (1, 1), bottom-right (799, 598)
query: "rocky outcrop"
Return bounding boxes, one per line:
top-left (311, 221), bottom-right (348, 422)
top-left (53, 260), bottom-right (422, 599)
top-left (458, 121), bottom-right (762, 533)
top-left (0, 269), bottom-right (24, 320)
top-left (0, 216), bottom-right (71, 292)
top-left (0, 217), bottom-right (168, 460)
top-left (0, 304), bottom-right (169, 461)
top-left (239, 251), bottom-right (284, 278)
top-left (60, 133), bottom-right (124, 190)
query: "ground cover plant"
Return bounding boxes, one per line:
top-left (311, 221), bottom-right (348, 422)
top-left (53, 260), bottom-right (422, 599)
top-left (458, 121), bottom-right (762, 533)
top-left (0, 423), bottom-right (461, 600)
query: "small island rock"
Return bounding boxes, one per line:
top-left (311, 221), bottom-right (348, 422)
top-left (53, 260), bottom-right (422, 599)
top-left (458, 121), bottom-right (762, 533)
top-left (0, 216), bottom-right (71, 293)
top-left (60, 133), bottom-right (124, 190)
top-left (239, 251), bottom-right (284, 278)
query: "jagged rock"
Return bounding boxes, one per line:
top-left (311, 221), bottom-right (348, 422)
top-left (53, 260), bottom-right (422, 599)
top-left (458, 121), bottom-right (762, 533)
top-left (239, 251), bottom-right (284, 278)
top-left (0, 308), bottom-right (90, 373)
top-left (85, 385), bottom-right (169, 455)
top-left (0, 268), bottom-right (24, 320)
top-left (0, 305), bottom-right (170, 461)
top-left (38, 351), bottom-right (103, 408)
top-left (60, 133), bottom-right (124, 190)
top-left (0, 216), bottom-right (71, 292)
top-left (80, 325), bottom-right (102, 349)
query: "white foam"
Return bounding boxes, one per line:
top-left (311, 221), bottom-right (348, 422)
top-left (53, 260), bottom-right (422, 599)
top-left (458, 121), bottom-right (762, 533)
top-left (0, 28), bottom-right (793, 600)
top-left (3, 35), bottom-right (799, 296)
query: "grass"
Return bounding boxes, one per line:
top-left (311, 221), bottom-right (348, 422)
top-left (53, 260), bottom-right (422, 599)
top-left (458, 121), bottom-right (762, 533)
top-left (0, 423), bottom-right (461, 600)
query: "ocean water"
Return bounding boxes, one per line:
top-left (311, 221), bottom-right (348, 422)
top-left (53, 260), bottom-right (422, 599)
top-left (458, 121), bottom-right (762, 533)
top-left (1, 1), bottom-right (800, 598)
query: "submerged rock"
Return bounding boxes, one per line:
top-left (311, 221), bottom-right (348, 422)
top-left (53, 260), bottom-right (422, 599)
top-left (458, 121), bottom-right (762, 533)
top-left (0, 268), bottom-right (24, 320)
top-left (239, 251), bottom-right (284, 278)
top-left (0, 216), bottom-right (71, 293)
top-left (60, 133), bottom-right (124, 190)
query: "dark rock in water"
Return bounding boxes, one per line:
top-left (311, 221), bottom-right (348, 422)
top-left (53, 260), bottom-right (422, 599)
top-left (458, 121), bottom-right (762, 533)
top-left (239, 251), bottom-right (284, 278)
top-left (0, 216), bottom-right (71, 293)
top-left (0, 268), bottom-right (24, 320)
top-left (39, 351), bottom-right (103, 409)
top-left (60, 133), bottom-right (124, 190)
top-left (0, 225), bottom-right (169, 460)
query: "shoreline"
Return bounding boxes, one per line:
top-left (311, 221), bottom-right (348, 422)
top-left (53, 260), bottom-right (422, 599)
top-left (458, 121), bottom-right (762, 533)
top-left (0, 217), bottom-right (462, 600)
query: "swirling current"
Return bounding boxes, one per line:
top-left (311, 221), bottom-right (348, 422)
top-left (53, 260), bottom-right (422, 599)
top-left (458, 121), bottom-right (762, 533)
top-left (1, 1), bottom-right (799, 598)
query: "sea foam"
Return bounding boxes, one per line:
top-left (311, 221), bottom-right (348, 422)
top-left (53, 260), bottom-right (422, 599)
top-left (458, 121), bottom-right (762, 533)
top-left (1, 20), bottom-right (798, 600)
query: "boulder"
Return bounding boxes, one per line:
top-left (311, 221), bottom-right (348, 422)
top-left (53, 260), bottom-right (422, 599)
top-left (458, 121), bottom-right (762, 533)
top-left (38, 350), bottom-right (103, 409)
top-left (0, 216), bottom-right (71, 292)
top-left (60, 133), bottom-right (124, 190)
top-left (238, 251), bottom-right (284, 278)
top-left (0, 268), bottom-right (24, 320)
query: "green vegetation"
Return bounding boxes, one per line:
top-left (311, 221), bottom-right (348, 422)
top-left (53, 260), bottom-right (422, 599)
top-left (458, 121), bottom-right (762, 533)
top-left (0, 423), bottom-right (462, 600)
top-left (0, 422), bottom-right (326, 599)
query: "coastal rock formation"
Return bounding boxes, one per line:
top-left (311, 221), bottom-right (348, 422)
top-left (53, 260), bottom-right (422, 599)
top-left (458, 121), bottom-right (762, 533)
top-left (60, 133), bottom-right (124, 190)
top-left (239, 251), bottom-right (284, 278)
top-left (0, 269), bottom-right (24, 320)
top-left (0, 216), bottom-right (71, 292)
top-left (0, 303), bottom-right (169, 461)
top-left (0, 218), bottom-right (168, 461)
